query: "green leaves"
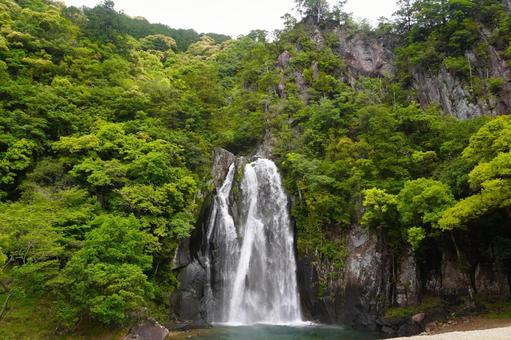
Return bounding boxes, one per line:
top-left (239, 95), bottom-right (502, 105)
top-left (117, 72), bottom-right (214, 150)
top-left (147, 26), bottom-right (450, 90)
top-left (57, 215), bottom-right (154, 326)
top-left (140, 34), bottom-right (177, 52)
top-left (406, 227), bottom-right (426, 251)
top-left (439, 117), bottom-right (511, 230)
top-left (462, 116), bottom-right (511, 163)
top-left (468, 152), bottom-right (511, 189)
top-left (294, 0), bottom-right (331, 23)
top-left (362, 179), bottom-right (454, 250)
top-left (52, 121), bottom-right (199, 288)
top-left (361, 188), bottom-right (398, 229)
top-left (397, 178), bottom-right (455, 228)
top-left (0, 138), bottom-right (37, 186)
top-left (439, 179), bottom-right (511, 231)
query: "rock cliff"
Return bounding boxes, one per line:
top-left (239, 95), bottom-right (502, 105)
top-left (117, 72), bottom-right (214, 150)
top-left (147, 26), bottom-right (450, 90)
top-left (295, 22), bottom-right (511, 119)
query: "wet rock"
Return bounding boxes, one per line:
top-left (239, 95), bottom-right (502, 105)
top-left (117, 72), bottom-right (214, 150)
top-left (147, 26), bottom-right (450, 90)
top-left (171, 237), bottom-right (191, 271)
top-left (381, 326), bottom-right (395, 337)
top-left (169, 319), bottom-right (212, 332)
top-left (297, 257), bottom-right (340, 324)
top-left (212, 148), bottom-right (236, 189)
top-left (397, 319), bottom-right (423, 337)
top-left (171, 260), bottom-right (206, 321)
top-left (124, 318), bottom-right (169, 340)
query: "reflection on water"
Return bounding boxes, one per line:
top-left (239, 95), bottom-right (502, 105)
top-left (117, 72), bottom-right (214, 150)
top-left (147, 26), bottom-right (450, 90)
top-left (187, 324), bottom-right (377, 340)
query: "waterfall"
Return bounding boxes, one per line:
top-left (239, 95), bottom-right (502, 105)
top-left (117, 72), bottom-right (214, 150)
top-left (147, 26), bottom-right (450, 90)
top-left (205, 158), bottom-right (302, 325)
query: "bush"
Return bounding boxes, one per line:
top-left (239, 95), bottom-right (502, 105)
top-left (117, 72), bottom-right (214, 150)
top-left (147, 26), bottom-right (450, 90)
top-left (488, 77), bottom-right (504, 95)
top-left (56, 215), bottom-right (155, 326)
top-left (443, 56), bottom-right (470, 76)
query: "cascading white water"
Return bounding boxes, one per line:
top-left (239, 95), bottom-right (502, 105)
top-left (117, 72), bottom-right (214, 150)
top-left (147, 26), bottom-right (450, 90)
top-left (206, 158), bottom-right (302, 325)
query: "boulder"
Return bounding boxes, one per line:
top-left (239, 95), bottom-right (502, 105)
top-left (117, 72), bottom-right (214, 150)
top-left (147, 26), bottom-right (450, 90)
top-left (124, 319), bottom-right (169, 340)
top-left (412, 312), bottom-right (426, 324)
top-left (397, 319), bottom-right (423, 337)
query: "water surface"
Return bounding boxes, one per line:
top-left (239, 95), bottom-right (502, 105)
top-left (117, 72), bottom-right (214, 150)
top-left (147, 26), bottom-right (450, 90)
top-left (188, 324), bottom-right (377, 340)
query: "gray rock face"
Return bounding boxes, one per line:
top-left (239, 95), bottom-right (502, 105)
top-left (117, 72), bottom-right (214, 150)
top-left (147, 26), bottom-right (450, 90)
top-left (396, 250), bottom-right (419, 307)
top-left (255, 130), bottom-right (276, 159)
top-left (438, 253), bottom-right (469, 296)
top-left (312, 28), bottom-right (325, 48)
top-left (124, 319), bottom-right (169, 340)
top-left (212, 148), bottom-right (236, 189)
top-left (413, 46), bottom-right (511, 119)
top-left (308, 23), bottom-right (511, 119)
top-left (414, 68), bottom-right (485, 120)
top-left (277, 51), bottom-right (291, 70)
top-left (297, 255), bottom-right (344, 324)
top-left (298, 224), bottom-right (420, 332)
top-left (335, 31), bottom-right (394, 77)
top-left (294, 70), bottom-right (310, 102)
top-left (343, 224), bottom-right (389, 330)
top-left (421, 245), bottom-right (510, 300)
top-left (171, 237), bottom-right (190, 271)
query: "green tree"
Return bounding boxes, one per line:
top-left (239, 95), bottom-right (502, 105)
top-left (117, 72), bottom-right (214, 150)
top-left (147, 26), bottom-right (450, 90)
top-left (397, 178), bottom-right (454, 249)
top-left (140, 34), bottom-right (177, 52)
top-left (295, 0), bottom-right (331, 24)
top-left (55, 215), bottom-right (154, 326)
top-left (440, 116), bottom-right (511, 230)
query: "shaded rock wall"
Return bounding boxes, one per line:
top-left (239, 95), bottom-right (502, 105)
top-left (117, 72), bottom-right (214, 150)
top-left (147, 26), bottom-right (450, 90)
top-left (298, 224), bottom-right (510, 334)
top-left (170, 148), bottom-right (236, 323)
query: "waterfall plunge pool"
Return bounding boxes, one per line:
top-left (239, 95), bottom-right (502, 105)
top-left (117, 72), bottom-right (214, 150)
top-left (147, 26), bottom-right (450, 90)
top-left (189, 158), bottom-right (378, 338)
top-left (183, 323), bottom-right (377, 340)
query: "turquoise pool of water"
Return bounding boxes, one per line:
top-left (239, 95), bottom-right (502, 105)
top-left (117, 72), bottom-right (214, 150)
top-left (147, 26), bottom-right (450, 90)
top-left (187, 324), bottom-right (377, 340)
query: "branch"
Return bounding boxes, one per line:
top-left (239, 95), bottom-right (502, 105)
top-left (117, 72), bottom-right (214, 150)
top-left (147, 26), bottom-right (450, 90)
top-left (0, 292), bottom-right (12, 321)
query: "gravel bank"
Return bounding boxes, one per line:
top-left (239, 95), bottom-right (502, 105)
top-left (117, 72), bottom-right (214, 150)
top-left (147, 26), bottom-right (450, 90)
top-left (394, 326), bottom-right (511, 339)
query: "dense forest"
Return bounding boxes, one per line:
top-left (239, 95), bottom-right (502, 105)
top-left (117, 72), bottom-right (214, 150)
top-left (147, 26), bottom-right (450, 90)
top-left (1, 0), bottom-right (511, 337)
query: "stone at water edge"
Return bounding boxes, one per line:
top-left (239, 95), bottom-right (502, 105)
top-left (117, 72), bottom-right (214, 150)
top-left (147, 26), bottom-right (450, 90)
top-left (124, 318), bottom-right (169, 340)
